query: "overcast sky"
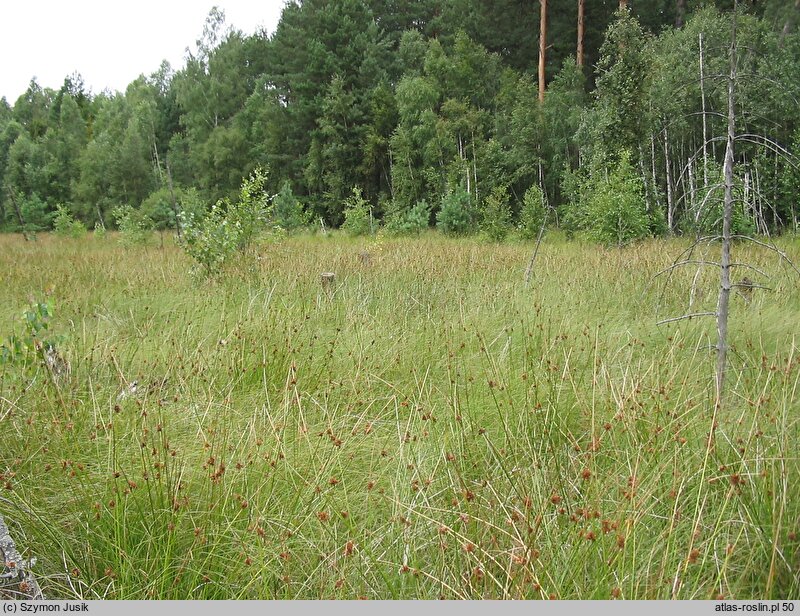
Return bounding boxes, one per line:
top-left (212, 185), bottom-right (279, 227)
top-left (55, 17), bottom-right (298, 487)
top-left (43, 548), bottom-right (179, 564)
top-left (0, 1), bottom-right (286, 103)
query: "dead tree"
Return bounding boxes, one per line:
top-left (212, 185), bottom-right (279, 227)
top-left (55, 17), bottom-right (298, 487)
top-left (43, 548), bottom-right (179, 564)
top-left (715, 12), bottom-right (737, 406)
top-left (656, 8), bottom-right (799, 411)
top-left (0, 511), bottom-right (44, 599)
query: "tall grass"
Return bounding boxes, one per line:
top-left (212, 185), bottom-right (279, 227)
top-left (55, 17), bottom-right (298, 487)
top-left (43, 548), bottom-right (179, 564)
top-left (0, 231), bottom-right (798, 599)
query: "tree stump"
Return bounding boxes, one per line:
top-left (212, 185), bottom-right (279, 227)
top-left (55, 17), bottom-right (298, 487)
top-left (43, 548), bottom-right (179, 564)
top-left (321, 272), bottom-right (336, 295)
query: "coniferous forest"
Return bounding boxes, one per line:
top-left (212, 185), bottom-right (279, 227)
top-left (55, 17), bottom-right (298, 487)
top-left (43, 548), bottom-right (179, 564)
top-left (1, 0), bottom-right (799, 238)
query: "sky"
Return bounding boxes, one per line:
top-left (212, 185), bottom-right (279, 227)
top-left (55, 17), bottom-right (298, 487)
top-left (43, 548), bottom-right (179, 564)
top-left (0, 1), bottom-right (286, 103)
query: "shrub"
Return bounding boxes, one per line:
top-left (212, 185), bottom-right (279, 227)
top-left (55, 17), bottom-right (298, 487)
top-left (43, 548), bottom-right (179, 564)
top-left (227, 166), bottom-right (272, 250)
top-left (141, 188), bottom-right (180, 232)
top-left (0, 299), bottom-right (64, 369)
top-left (93, 222), bottom-right (107, 239)
top-left (436, 186), bottom-right (474, 236)
top-left (273, 181), bottom-right (309, 232)
top-left (342, 187), bottom-right (373, 236)
top-left (481, 186), bottom-right (513, 242)
top-left (112, 205), bottom-right (154, 247)
top-left (178, 170), bottom-right (276, 277)
top-left (179, 203), bottom-right (240, 278)
top-left (582, 151), bottom-right (651, 246)
top-left (384, 200), bottom-right (431, 236)
top-left (519, 184), bottom-right (548, 240)
top-left (8, 192), bottom-right (52, 239)
top-left (53, 204), bottom-right (86, 238)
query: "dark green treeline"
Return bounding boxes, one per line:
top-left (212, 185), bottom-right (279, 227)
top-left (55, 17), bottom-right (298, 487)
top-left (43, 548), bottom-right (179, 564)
top-left (1, 0), bottom-right (799, 235)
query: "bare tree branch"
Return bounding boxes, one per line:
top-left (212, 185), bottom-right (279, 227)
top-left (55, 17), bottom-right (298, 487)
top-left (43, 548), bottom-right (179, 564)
top-left (731, 235), bottom-right (800, 275)
top-left (657, 312), bottom-right (717, 325)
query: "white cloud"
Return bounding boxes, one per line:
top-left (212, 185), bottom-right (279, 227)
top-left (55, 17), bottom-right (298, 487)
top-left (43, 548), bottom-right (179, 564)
top-left (0, 0), bottom-right (286, 102)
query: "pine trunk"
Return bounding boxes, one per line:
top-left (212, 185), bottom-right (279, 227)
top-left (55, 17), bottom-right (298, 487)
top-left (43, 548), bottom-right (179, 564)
top-left (577, 0), bottom-right (585, 67)
top-left (539, 0), bottom-right (547, 102)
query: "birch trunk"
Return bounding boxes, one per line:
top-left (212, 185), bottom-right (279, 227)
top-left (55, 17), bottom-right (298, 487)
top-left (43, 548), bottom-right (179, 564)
top-left (663, 128), bottom-right (675, 233)
top-left (699, 32), bottom-right (709, 188)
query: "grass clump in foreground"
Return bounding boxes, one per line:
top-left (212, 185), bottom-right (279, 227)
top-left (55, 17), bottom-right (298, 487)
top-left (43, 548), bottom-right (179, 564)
top-left (0, 231), bottom-right (798, 600)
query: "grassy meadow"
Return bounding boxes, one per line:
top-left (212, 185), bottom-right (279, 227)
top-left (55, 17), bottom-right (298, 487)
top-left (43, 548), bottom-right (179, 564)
top-left (0, 231), bottom-right (799, 599)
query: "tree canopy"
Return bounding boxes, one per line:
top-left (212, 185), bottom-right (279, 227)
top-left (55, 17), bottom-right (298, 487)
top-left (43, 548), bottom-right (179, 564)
top-left (1, 0), bottom-right (798, 237)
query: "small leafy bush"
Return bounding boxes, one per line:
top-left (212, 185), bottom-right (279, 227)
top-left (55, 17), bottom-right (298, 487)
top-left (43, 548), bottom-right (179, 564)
top-left (178, 169), bottom-right (275, 277)
top-left (582, 151), bottom-right (651, 246)
top-left (112, 205), bottom-right (154, 247)
top-left (342, 187), bottom-right (373, 236)
top-left (273, 181), bottom-right (309, 232)
top-left (11, 192), bottom-right (52, 239)
top-left (384, 200), bottom-right (431, 236)
top-left (481, 186), bottom-right (513, 242)
top-left (519, 184), bottom-right (548, 240)
top-left (141, 188), bottom-right (180, 232)
top-left (93, 222), bottom-right (107, 239)
top-left (0, 299), bottom-right (63, 368)
top-left (227, 166), bottom-right (272, 250)
top-left (53, 204), bottom-right (87, 238)
top-left (436, 186), bottom-right (474, 236)
top-left (179, 203), bottom-right (240, 278)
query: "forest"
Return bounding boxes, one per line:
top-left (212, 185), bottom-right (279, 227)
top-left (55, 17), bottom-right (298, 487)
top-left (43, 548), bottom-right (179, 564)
top-left (1, 0), bottom-right (799, 240)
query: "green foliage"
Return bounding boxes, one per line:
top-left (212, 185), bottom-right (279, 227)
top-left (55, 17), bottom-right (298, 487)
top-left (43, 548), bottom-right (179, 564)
top-left (178, 169), bottom-right (274, 276)
top-left (1, 2), bottom-right (799, 240)
top-left (0, 299), bottom-right (62, 367)
top-left (519, 184), bottom-right (548, 240)
top-left (8, 192), bottom-right (53, 237)
top-left (582, 152), bottom-right (652, 246)
top-left (480, 185), bottom-right (512, 241)
top-left (179, 202), bottom-right (240, 277)
top-left (677, 161), bottom-right (756, 236)
top-left (112, 205), bottom-right (154, 247)
top-left (53, 204), bottom-right (86, 238)
top-left (342, 187), bottom-right (373, 236)
top-left (436, 186), bottom-right (474, 236)
top-left (586, 10), bottom-right (654, 165)
top-left (384, 199), bottom-right (431, 236)
top-left (226, 166), bottom-right (272, 249)
top-left (140, 188), bottom-right (179, 231)
top-left (93, 221), bottom-right (107, 239)
top-left (272, 181), bottom-right (308, 232)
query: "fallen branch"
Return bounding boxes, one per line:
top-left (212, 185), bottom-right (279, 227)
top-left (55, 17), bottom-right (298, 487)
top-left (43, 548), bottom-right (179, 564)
top-left (657, 311), bottom-right (717, 326)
